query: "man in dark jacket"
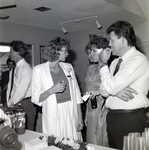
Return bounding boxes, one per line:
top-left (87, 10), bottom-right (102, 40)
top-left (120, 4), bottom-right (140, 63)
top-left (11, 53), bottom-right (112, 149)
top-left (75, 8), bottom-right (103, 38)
top-left (0, 58), bottom-right (15, 105)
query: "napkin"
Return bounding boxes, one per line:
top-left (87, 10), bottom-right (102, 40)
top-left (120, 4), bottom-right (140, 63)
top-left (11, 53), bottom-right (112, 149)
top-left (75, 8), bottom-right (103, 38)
top-left (82, 92), bottom-right (90, 101)
top-left (24, 137), bottom-right (48, 150)
top-left (86, 145), bottom-right (95, 150)
top-left (38, 145), bottom-right (62, 150)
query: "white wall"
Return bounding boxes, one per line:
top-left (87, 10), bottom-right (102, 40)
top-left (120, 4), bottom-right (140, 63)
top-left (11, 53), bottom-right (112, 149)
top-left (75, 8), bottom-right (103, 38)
top-left (0, 21), bottom-right (64, 66)
top-left (0, 20), bottom-right (149, 94)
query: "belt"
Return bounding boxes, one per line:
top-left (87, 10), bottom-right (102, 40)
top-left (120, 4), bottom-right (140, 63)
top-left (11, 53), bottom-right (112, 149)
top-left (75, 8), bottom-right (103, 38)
top-left (108, 108), bottom-right (144, 114)
top-left (22, 97), bottom-right (31, 100)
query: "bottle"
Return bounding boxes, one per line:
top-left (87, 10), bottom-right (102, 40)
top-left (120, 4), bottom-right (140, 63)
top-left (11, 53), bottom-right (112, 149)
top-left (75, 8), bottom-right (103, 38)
top-left (15, 103), bottom-right (26, 134)
top-left (4, 103), bottom-right (15, 129)
top-left (10, 102), bottom-right (16, 129)
top-left (0, 103), bottom-right (4, 110)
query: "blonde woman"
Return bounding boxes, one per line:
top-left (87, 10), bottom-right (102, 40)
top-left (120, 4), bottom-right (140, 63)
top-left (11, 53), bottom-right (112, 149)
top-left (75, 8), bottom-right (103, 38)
top-left (31, 37), bottom-right (83, 141)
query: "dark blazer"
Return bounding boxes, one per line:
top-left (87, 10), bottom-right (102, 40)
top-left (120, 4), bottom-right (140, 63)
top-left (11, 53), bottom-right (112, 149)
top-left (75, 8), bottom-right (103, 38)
top-left (0, 70), bottom-right (9, 105)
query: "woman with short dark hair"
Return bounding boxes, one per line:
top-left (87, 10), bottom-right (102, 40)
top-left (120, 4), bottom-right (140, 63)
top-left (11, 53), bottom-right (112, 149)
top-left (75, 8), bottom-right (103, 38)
top-left (84, 36), bottom-right (111, 146)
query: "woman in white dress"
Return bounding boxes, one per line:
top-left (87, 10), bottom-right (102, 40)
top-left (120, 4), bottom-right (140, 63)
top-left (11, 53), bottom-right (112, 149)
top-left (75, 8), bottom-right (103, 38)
top-left (84, 36), bottom-right (111, 146)
top-left (31, 37), bottom-right (83, 141)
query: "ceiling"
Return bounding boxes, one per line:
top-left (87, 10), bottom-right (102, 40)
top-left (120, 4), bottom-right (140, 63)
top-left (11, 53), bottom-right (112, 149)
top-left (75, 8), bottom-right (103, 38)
top-left (0, 0), bottom-right (148, 58)
top-left (0, 0), bottom-right (148, 33)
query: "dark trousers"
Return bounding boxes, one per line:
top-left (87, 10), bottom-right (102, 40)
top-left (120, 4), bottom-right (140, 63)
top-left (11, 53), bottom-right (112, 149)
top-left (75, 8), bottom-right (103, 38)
top-left (20, 97), bottom-right (36, 131)
top-left (106, 109), bottom-right (148, 150)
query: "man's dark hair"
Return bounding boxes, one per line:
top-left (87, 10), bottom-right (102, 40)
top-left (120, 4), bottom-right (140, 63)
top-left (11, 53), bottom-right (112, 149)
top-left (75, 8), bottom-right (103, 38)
top-left (10, 40), bottom-right (28, 58)
top-left (106, 21), bottom-right (137, 47)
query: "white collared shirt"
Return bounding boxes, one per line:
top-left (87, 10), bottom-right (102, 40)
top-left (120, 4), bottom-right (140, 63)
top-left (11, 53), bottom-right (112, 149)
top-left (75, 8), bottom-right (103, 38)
top-left (100, 47), bottom-right (149, 109)
top-left (7, 59), bottom-right (32, 105)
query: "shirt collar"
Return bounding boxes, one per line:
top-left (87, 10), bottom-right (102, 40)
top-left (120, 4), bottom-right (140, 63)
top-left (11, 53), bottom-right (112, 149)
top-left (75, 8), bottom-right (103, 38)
top-left (16, 58), bottom-right (25, 68)
top-left (121, 47), bottom-right (136, 61)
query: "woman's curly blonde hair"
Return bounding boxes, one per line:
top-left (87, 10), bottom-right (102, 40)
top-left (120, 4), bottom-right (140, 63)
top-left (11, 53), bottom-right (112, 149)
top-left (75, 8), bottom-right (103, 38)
top-left (42, 37), bottom-right (71, 62)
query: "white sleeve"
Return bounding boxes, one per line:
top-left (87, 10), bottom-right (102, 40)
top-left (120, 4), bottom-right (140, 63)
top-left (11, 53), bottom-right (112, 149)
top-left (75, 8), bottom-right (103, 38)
top-left (100, 59), bottom-right (147, 95)
top-left (8, 66), bottom-right (31, 105)
top-left (70, 65), bottom-right (83, 104)
top-left (31, 67), bottom-right (43, 106)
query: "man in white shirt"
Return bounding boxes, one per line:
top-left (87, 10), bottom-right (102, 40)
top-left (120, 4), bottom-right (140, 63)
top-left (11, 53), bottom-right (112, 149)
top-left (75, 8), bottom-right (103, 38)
top-left (99, 21), bottom-right (149, 150)
top-left (7, 40), bottom-right (36, 130)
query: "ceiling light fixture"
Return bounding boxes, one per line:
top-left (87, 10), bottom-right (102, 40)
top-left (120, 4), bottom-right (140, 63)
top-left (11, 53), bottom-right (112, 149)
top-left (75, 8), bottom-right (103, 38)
top-left (0, 13), bottom-right (9, 19)
top-left (60, 24), bottom-right (68, 34)
top-left (60, 16), bottom-right (102, 34)
top-left (95, 16), bottom-right (102, 29)
top-left (34, 6), bottom-right (51, 12)
top-left (0, 0), bottom-right (16, 9)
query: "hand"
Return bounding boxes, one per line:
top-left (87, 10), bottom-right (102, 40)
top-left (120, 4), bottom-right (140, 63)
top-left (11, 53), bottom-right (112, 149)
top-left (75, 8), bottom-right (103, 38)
top-left (3, 84), bottom-right (8, 90)
top-left (76, 115), bottom-right (84, 131)
top-left (90, 91), bottom-right (99, 99)
top-left (92, 84), bottom-right (100, 91)
top-left (116, 87), bottom-right (138, 102)
top-left (100, 84), bottom-right (109, 98)
top-left (50, 80), bottom-right (67, 94)
top-left (90, 84), bottom-right (100, 99)
top-left (99, 47), bottom-right (111, 63)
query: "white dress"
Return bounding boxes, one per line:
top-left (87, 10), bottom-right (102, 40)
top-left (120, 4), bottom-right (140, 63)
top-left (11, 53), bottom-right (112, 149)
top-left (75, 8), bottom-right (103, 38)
top-left (31, 61), bottom-right (83, 141)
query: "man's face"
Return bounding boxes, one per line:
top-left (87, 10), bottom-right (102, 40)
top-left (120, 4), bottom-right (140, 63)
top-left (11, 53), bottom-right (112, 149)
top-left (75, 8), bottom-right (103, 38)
top-left (8, 62), bottom-right (15, 70)
top-left (109, 31), bottom-right (123, 56)
top-left (9, 47), bottom-right (18, 62)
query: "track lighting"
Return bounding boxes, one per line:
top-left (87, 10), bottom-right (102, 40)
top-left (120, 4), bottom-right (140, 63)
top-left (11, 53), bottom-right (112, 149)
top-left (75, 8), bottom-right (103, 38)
top-left (0, 0), bottom-right (17, 9)
top-left (0, 13), bottom-right (9, 19)
top-left (95, 17), bottom-right (102, 29)
top-left (60, 16), bottom-right (102, 34)
top-left (60, 24), bottom-right (68, 34)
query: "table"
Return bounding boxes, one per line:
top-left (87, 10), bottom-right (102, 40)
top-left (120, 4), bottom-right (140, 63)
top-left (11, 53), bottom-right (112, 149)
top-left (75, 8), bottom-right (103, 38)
top-left (14, 130), bottom-right (118, 150)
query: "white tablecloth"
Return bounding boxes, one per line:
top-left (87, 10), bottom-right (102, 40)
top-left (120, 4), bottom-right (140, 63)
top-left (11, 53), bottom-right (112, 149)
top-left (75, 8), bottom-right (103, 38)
top-left (14, 130), bottom-right (118, 150)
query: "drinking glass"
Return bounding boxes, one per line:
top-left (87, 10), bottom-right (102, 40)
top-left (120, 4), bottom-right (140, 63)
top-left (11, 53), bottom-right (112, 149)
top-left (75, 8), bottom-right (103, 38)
top-left (128, 132), bottom-right (141, 150)
top-left (123, 136), bottom-right (130, 150)
top-left (144, 127), bottom-right (149, 132)
top-left (135, 137), bottom-right (146, 150)
top-left (142, 130), bottom-right (149, 149)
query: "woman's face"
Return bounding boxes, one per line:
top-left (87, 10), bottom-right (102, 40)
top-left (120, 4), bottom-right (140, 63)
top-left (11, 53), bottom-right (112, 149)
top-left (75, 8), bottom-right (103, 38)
top-left (86, 49), bottom-right (93, 62)
top-left (90, 45), bottom-right (100, 62)
top-left (58, 46), bottom-right (69, 62)
top-left (91, 45), bottom-right (112, 63)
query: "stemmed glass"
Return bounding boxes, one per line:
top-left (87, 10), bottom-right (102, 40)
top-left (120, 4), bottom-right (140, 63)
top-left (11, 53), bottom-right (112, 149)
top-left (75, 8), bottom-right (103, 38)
top-left (123, 132), bottom-right (141, 150)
